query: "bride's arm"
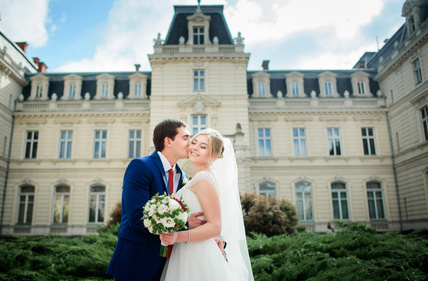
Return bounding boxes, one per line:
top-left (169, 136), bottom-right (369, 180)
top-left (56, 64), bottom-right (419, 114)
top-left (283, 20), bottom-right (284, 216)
top-left (160, 179), bottom-right (221, 244)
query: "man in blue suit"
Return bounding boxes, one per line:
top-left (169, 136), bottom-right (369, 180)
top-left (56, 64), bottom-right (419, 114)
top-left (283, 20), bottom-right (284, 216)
top-left (106, 119), bottom-right (204, 281)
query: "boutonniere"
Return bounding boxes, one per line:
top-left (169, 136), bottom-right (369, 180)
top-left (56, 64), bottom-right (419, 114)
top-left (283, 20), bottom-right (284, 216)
top-left (181, 178), bottom-right (189, 187)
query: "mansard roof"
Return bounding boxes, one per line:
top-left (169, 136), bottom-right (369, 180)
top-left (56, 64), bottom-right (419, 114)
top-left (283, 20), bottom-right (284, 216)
top-left (247, 69), bottom-right (380, 98)
top-left (21, 72), bottom-right (151, 101)
top-left (164, 5), bottom-right (234, 45)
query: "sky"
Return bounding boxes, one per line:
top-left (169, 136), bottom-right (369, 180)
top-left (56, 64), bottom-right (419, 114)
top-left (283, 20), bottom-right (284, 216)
top-left (0, 0), bottom-right (406, 72)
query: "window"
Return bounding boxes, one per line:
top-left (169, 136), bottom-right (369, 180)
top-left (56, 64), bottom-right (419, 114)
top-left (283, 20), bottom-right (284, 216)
top-left (24, 131), bottom-right (38, 159)
top-left (331, 182), bottom-right (349, 220)
top-left (295, 182), bottom-right (313, 221)
top-left (59, 130), bottom-right (73, 159)
top-left (193, 27), bottom-right (204, 45)
top-left (410, 15), bottom-right (416, 33)
top-left (69, 84), bottom-right (76, 98)
top-left (35, 85), bottom-right (43, 98)
top-left (361, 128), bottom-right (376, 155)
top-left (414, 59), bottom-right (423, 85)
top-left (366, 182), bottom-right (385, 220)
top-left (192, 115), bottom-right (207, 135)
top-left (258, 128), bottom-right (272, 157)
top-left (101, 84), bottom-right (109, 97)
top-left (128, 130), bottom-right (142, 158)
top-left (327, 128), bottom-right (341, 156)
top-left (357, 82), bottom-right (365, 94)
top-left (17, 185), bottom-right (35, 224)
top-left (53, 185), bottom-right (70, 224)
top-left (257, 82), bottom-right (266, 96)
top-left (193, 70), bottom-right (205, 91)
top-left (293, 128), bottom-right (307, 157)
top-left (324, 82), bottom-right (332, 95)
top-left (259, 182), bottom-right (276, 197)
top-left (88, 186), bottom-right (105, 224)
top-left (134, 83), bottom-right (142, 97)
top-left (94, 130), bottom-right (107, 159)
top-left (292, 82), bottom-right (299, 95)
top-left (422, 105), bottom-right (428, 141)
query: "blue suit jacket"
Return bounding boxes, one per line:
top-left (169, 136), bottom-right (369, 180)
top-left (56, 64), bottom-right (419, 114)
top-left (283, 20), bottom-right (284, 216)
top-left (106, 151), bottom-right (187, 281)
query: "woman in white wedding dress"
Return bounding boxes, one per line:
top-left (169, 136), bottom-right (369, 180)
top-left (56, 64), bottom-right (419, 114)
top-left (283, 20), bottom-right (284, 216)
top-left (160, 129), bottom-right (253, 281)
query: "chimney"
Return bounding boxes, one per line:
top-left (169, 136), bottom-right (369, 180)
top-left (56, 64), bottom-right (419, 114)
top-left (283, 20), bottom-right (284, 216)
top-left (33, 57), bottom-right (40, 65)
top-left (262, 60), bottom-right (270, 70)
top-left (37, 62), bottom-right (48, 73)
top-left (135, 64), bottom-right (141, 71)
top-left (16, 42), bottom-right (28, 53)
top-left (357, 61), bottom-right (366, 69)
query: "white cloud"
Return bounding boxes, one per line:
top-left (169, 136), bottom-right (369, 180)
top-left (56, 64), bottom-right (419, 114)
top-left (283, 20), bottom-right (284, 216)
top-left (0, 0), bottom-right (50, 48)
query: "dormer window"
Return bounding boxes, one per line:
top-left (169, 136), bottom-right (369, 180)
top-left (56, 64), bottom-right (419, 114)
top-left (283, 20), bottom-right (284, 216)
top-left (414, 58), bottom-right (423, 85)
top-left (251, 72), bottom-right (272, 98)
top-left (402, 0), bottom-right (422, 35)
top-left (95, 73), bottom-right (115, 99)
top-left (63, 74), bottom-right (83, 100)
top-left (193, 27), bottom-right (205, 45)
top-left (351, 71), bottom-right (372, 96)
top-left (285, 72), bottom-right (305, 97)
top-left (128, 72), bottom-right (148, 99)
top-left (318, 72), bottom-right (338, 97)
top-left (30, 74), bottom-right (49, 100)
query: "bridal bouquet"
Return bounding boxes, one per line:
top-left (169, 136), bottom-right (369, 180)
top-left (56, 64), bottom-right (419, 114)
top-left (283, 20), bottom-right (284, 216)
top-left (142, 192), bottom-right (189, 257)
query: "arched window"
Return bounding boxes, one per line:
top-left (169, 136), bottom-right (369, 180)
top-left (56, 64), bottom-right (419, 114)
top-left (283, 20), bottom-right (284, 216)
top-left (88, 186), bottom-right (106, 224)
top-left (259, 182), bottom-right (276, 197)
top-left (53, 185), bottom-right (70, 224)
top-left (366, 181), bottom-right (385, 220)
top-left (17, 185), bottom-right (35, 224)
top-left (295, 182), bottom-right (313, 221)
top-left (331, 182), bottom-right (349, 220)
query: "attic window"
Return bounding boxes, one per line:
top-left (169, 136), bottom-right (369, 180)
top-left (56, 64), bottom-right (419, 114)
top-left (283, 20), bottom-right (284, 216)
top-left (410, 15), bottom-right (416, 33)
top-left (193, 27), bottom-right (205, 45)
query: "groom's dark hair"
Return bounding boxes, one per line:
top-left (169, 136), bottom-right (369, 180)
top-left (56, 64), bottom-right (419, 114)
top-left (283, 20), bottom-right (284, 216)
top-left (153, 119), bottom-right (187, 152)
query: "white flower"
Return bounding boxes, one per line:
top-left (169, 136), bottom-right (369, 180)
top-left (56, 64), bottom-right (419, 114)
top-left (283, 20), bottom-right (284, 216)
top-left (160, 217), bottom-right (176, 228)
top-left (177, 211), bottom-right (188, 222)
top-left (148, 204), bottom-right (157, 216)
top-left (182, 178), bottom-right (188, 187)
top-left (143, 219), bottom-right (152, 228)
top-left (168, 198), bottom-right (181, 211)
top-left (157, 204), bottom-right (168, 215)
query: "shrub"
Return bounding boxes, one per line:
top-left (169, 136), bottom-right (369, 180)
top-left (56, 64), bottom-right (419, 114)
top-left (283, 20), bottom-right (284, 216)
top-left (241, 193), bottom-right (299, 237)
top-left (107, 201), bottom-right (122, 226)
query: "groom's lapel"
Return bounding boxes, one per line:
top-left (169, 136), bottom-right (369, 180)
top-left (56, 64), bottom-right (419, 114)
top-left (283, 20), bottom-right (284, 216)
top-left (151, 151), bottom-right (168, 194)
top-left (175, 164), bottom-right (186, 192)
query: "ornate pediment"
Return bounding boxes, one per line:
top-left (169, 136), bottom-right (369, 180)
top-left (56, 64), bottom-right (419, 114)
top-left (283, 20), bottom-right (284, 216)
top-left (177, 94), bottom-right (221, 113)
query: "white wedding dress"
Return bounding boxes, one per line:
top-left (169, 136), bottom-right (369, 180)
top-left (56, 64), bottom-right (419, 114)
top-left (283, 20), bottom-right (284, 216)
top-left (161, 171), bottom-right (234, 281)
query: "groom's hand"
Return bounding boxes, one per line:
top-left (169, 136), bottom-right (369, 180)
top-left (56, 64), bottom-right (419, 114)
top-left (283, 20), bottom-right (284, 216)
top-left (188, 212), bottom-right (206, 229)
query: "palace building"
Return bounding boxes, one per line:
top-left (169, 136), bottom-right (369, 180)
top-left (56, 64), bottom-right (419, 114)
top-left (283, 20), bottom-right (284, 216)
top-left (0, 0), bottom-right (427, 236)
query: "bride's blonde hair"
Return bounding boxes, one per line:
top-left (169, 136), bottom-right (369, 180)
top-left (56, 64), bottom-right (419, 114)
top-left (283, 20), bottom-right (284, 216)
top-left (192, 128), bottom-right (224, 164)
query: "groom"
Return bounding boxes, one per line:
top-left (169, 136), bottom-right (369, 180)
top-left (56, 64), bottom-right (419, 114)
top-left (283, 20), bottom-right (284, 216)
top-left (106, 119), bottom-right (205, 281)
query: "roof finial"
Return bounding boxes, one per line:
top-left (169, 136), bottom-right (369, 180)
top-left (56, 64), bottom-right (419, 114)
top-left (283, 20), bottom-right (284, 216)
top-left (196, 0), bottom-right (202, 13)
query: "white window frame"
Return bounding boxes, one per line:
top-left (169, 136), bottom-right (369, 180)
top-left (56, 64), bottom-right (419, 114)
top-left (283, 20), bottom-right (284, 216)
top-left (331, 182), bottom-right (349, 220)
top-left (59, 130), bottom-right (73, 159)
top-left (414, 58), bottom-right (423, 85)
top-left (24, 131), bottom-right (38, 159)
top-left (327, 128), bottom-right (342, 156)
top-left (134, 83), bottom-right (142, 97)
top-left (295, 182), bottom-right (313, 221)
top-left (193, 27), bottom-right (205, 45)
top-left (193, 70), bottom-right (205, 92)
top-left (361, 127), bottom-right (376, 155)
top-left (191, 115), bottom-right (207, 135)
top-left (257, 82), bottom-right (266, 96)
top-left (259, 182), bottom-right (276, 197)
top-left (94, 130), bottom-right (107, 159)
top-left (324, 82), bottom-right (332, 95)
top-left (88, 186), bottom-right (106, 224)
top-left (128, 129), bottom-right (142, 158)
top-left (293, 128), bottom-right (307, 157)
top-left (17, 185), bottom-right (35, 224)
top-left (251, 72), bottom-right (272, 98)
top-left (258, 128), bottom-right (272, 157)
top-left (52, 185), bottom-right (70, 224)
top-left (422, 105), bottom-right (428, 141)
top-left (292, 82), bottom-right (299, 95)
top-left (101, 84), bottom-right (109, 97)
top-left (357, 82), bottom-right (365, 94)
top-left (366, 181), bottom-right (386, 220)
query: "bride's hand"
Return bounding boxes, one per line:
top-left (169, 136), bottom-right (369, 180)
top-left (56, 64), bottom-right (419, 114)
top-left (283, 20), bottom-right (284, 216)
top-left (160, 232), bottom-right (178, 245)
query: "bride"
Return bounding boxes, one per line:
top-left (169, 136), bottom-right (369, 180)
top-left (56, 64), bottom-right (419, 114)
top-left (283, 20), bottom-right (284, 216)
top-left (160, 129), bottom-right (253, 281)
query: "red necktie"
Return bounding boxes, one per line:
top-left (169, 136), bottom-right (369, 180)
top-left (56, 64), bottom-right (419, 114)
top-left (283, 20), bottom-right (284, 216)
top-left (168, 168), bottom-right (174, 195)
